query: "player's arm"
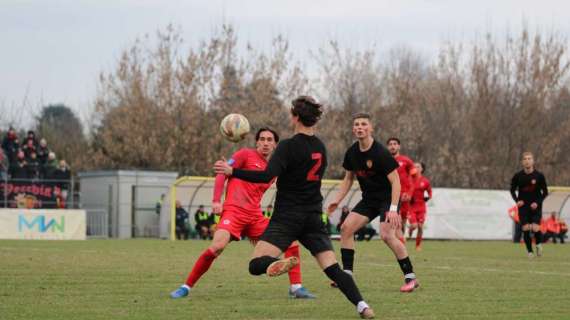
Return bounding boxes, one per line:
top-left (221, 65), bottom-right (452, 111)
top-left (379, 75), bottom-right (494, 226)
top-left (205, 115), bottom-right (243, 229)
top-left (212, 150), bottom-right (247, 213)
top-left (215, 141), bottom-right (288, 183)
top-left (510, 174), bottom-right (522, 206)
top-left (327, 170), bottom-right (355, 215)
top-left (386, 169), bottom-right (401, 229)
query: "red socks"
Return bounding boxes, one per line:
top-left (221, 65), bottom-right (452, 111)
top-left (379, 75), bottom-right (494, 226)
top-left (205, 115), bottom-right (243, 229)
top-left (416, 234), bottom-right (423, 247)
top-left (284, 244), bottom-right (302, 285)
top-left (185, 248), bottom-right (218, 287)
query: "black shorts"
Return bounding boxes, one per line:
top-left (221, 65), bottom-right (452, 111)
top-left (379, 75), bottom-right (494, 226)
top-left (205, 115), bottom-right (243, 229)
top-left (260, 210), bottom-right (333, 256)
top-left (352, 199), bottom-right (390, 222)
top-left (519, 205), bottom-right (542, 225)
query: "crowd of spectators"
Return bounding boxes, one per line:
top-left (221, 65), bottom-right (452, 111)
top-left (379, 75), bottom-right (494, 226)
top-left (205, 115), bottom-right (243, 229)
top-left (1, 127), bottom-right (72, 208)
top-left (1, 128), bottom-right (70, 182)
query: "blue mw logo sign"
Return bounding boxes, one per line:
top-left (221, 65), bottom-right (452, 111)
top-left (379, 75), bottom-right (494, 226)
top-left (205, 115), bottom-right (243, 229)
top-left (18, 214), bottom-right (65, 233)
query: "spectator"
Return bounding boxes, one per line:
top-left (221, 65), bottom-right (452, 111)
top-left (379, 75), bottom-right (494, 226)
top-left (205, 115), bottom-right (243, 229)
top-left (543, 213), bottom-right (567, 244)
top-left (37, 138), bottom-right (50, 166)
top-left (22, 139), bottom-right (36, 160)
top-left (194, 205), bottom-right (212, 240)
top-left (208, 211), bottom-right (220, 236)
top-left (156, 194), bottom-right (165, 215)
top-left (43, 152), bottom-right (58, 179)
top-left (25, 152), bottom-right (40, 180)
top-left (54, 159), bottom-right (71, 189)
top-left (54, 160), bottom-right (71, 207)
top-left (263, 204), bottom-right (273, 219)
top-left (175, 201), bottom-right (190, 240)
top-left (23, 130), bottom-right (38, 148)
top-left (2, 127), bottom-right (19, 163)
top-left (9, 150), bottom-right (27, 180)
top-left (0, 149), bottom-right (7, 182)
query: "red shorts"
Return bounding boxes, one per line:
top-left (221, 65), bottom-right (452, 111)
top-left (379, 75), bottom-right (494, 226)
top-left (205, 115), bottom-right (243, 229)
top-left (216, 207), bottom-right (269, 241)
top-left (409, 210), bottom-right (426, 225)
top-left (399, 201), bottom-right (412, 220)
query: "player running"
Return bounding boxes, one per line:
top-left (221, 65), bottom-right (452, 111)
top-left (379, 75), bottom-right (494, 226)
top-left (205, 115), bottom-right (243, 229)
top-left (510, 152), bottom-right (549, 258)
top-left (170, 127), bottom-right (315, 299)
top-left (327, 113), bottom-right (419, 294)
top-left (386, 137), bottom-right (415, 236)
top-left (408, 162), bottom-right (432, 251)
top-left (215, 96), bottom-right (375, 319)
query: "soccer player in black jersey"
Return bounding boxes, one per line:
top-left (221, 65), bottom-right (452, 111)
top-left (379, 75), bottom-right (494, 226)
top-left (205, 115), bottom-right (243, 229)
top-left (327, 112), bottom-right (419, 293)
top-left (510, 152), bottom-right (549, 257)
top-left (214, 96), bottom-right (375, 319)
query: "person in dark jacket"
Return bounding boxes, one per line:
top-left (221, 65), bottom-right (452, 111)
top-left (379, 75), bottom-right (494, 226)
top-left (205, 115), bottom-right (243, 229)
top-left (175, 201), bottom-right (190, 240)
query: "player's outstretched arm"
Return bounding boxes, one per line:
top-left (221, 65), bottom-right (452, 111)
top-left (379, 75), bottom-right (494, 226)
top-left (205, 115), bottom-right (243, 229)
top-left (327, 170), bottom-right (354, 215)
top-left (386, 169), bottom-right (401, 229)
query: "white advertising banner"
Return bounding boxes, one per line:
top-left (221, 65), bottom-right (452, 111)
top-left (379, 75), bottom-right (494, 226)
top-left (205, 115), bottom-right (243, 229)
top-left (422, 188), bottom-right (514, 240)
top-left (0, 209), bottom-right (86, 240)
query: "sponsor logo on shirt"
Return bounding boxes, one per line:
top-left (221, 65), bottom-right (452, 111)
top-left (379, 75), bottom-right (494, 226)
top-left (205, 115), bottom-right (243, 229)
top-left (223, 219), bottom-right (231, 225)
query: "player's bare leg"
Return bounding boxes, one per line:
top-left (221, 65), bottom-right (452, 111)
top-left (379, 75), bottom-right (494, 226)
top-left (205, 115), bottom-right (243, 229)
top-left (315, 250), bottom-right (374, 319)
top-left (380, 222), bottom-right (419, 292)
top-left (170, 229), bottom-right (231, 299)
top-left (339, 213), bottom-right (369, 276)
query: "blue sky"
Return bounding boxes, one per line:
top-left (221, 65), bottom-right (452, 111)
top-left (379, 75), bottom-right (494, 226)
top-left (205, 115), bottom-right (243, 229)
top-left (1, 0), bottom-right (569, 128)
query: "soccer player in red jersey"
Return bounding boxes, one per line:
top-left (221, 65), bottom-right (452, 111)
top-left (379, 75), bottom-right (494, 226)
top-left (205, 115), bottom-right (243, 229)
top-left (386, 137), bottom-right (416, 236)
top-left (170, 128), bottom-right (315, 299)
top-left (408, 162), bottom-right (432, 251)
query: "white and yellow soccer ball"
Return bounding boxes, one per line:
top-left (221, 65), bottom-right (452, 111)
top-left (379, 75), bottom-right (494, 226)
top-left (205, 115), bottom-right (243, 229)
top-left (220, 113), bottom-right (250, 142)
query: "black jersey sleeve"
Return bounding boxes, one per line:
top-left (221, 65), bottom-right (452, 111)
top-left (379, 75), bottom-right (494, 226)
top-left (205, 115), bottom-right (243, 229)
top-left (379, 146), bottom-right (399, 175)
top-left (342, 148), bottom-right (353, 171)
top-left (510, 173), bottom-right (518, 202)
top-left (232, 139), bottom-right (289, 183)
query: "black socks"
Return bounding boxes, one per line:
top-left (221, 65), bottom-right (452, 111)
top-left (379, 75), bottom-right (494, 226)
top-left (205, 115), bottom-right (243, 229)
top-left (324, 263), bottom-right (363, 306)
top-left (249, 256), bottom-right (279, 275)
top-left (341, 248), bottom-right (355, 272)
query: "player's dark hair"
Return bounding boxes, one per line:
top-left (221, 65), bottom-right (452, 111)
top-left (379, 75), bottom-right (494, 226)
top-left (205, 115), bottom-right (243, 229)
top-left (255, 127), bottom-right (279, 143)
top-left (386, 137), bottom-right (400, 145)
top-left (352, 112), bottom-right (371, 120)
top-left (291, 95), bottom-right (323, 127)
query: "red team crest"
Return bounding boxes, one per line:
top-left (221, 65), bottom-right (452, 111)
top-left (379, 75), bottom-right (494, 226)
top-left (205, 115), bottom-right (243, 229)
top-left (366, 159), bottom-right (373, 169)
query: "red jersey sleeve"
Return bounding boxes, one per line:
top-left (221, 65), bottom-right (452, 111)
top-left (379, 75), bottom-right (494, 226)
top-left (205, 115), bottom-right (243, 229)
top-left (212, 149), bottom-right (249, 202)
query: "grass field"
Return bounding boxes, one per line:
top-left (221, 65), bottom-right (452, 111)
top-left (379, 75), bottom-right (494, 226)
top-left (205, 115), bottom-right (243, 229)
top-left (1, 239), bottom-right (569, 320)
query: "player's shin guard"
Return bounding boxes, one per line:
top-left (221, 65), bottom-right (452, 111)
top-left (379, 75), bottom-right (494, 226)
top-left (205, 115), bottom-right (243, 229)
top-left (324, 263), bottom-right (363, 306)
top-left (397, 257), bottom-right (416, 281)
top-left (340, 248), bottom-right (355, 272)
top-left (284, 244), bottom-right (302, 285)
top-left (523, 230), bottom-right (533, 253)
top-left (249, 256), bottom-right (279, 275)
top-left (185, 248), bottom-right (218, 287)
top-left (534, 231), bottom-right (543, 246)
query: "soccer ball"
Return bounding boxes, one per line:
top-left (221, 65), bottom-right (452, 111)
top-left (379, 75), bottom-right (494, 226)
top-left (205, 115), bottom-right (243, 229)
top-left (220, 113), bottom-right (250, 142)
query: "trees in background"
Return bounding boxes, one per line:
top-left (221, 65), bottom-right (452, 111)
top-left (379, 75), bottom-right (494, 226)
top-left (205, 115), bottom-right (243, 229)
top-left (29, 25), bottom-right (569, 188)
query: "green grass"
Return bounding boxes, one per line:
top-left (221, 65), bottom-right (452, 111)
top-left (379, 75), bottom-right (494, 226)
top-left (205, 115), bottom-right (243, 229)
top-left (1, 239), bottom-right (569, 320)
